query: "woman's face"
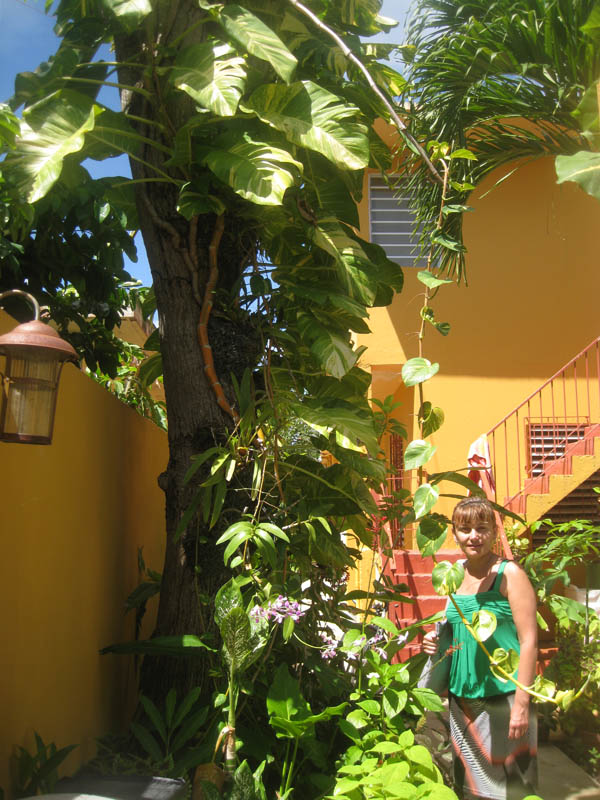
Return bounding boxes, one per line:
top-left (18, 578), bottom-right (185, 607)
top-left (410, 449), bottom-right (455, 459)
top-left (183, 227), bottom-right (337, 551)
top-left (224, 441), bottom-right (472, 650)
top-left (453, 516), bottom-right (496, 559)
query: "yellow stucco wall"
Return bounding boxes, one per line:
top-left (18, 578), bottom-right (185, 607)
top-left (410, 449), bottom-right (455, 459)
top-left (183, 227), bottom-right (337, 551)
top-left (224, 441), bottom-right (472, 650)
top-left (0, 311), bottom-right (168, 795)
top-left (356, 148), bottom-right (600, 542)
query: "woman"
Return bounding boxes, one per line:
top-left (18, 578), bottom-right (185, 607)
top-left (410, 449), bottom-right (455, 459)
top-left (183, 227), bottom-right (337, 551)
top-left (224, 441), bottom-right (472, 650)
top-left (423, 497), bottom-right (538, 800)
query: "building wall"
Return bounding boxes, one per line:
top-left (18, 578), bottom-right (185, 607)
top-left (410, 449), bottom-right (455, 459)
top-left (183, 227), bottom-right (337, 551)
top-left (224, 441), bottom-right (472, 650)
top-left (0, 311), bottom-right (168, 795)
top-left (356, 146), bottom-right (600, 541)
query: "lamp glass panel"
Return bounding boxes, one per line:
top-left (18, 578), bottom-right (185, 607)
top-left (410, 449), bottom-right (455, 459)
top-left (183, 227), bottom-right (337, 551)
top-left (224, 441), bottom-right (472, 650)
top-left (1, 350), bottom-right (62, 441)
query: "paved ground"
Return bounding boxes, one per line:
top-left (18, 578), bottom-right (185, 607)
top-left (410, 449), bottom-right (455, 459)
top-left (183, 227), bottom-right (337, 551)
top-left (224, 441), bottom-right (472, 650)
top-left (417, 711), bottom-right (600, 800)
top-left (537, 744), bottom-right (600, 800)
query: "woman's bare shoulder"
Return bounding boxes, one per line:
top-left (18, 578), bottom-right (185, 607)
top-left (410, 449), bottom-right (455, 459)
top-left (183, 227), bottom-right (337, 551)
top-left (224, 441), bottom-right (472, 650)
top-left (503, 559), bottom-right (525, 576)
top-left (503, 559), bottom-right (534, 590)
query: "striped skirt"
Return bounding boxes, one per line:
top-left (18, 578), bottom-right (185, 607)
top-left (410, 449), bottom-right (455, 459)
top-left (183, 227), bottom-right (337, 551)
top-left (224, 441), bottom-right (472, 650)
top-left (449, 693), bottom-right (538, 800)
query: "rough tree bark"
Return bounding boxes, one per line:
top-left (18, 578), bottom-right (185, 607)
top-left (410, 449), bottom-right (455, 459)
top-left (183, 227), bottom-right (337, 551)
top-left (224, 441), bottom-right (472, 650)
top-left (114, 4), bottom-right (256, 701)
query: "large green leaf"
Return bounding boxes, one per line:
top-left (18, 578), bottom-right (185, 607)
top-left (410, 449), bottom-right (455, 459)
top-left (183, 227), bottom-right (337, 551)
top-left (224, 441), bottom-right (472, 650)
top-left (204, 138), bottom-right (302, 205)
top-left (101, 0), bottom-right (152, 32)
top-left (138, 352), bottom-right (163, 387)
top-left (0, 104), bottom-right (20, 148)
top-left (402, 357), bottom-right (440, 387)
top-left (297, 313), bottom-right (358, 378)
top-left (305, 164), bottom-right (361, 227)
top-left (404, 439), bottom-right (437, 470)
top-left (267, 663), bottom-right (310, 723)
top-left (418, 401), bottom-right (445, 437)
top-left (571, 80), bottom-right (599, 134)
top-left (218, 4), bottom-right (297, 83)
top-left (556, 151), bottom-right (600, 202)
top-left (270, 702), bottom-right (347, 738)
top-left (490, 646), bottom-right (519, 682)
top-left (171, 42), bottom-right (247, 117)
top-left (177, 183), bottom-right (226, 219)
top-left (100, 635), bottom-right (215, 656)
top-left (581, 2), bottom-right (600, 40)
top-left (413, 482), bottom-right (439, 518)
top-left (220, 607), bottom-right (253, 673)
top-left (417, 270), bottom-right (453, 289)
top-left (243, 81), bottom-right (369, 170)
top-left (214, 578), bottom-right (244, 629)
top-left (310, 218), bottom-right (379, 304)
top-left (432, 561), bottom-right (465, 596)
top-left (471, 609), bottom-right (497, 642)
top-left (416, 514), bottom-right (448, 557)
top-left (310, 330), bottom-right (358, 379)
top-left (84, 107), bottom-right (151, 162)
top-left (6, 90), bottom-right (96, 202)
top-left (294, 401), bottom-right (379, 456)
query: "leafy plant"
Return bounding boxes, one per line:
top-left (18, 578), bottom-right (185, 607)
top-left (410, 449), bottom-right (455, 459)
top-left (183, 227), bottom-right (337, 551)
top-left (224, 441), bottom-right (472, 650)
top-left (326, 620), bottom-right (455, 800)
top-left (129, 688), bottom-right (210, 778)
top-left (524, 519), bottom-right (600, 641)
top-left (88, 335), bottom-right (167, 431)
top-left (123, 548), bottom-right (162, 642)
top-left (401, 0), bottom-right (600, 279)
top-left (266, 664), bottom-right (346, 797)
top-left (213, 577), bottom-right (270, 775)
top-left (13, 733), bottom-right (77, 798)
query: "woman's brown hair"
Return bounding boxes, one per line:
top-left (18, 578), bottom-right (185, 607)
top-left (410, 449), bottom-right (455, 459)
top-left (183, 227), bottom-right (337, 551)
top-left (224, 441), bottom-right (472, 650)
top-left (452, 496), bottom-right (497, 532)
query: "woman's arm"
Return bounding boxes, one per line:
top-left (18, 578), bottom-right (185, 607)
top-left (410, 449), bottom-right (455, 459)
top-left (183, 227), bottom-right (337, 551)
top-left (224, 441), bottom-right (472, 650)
top-left (504, 561), bottom-right (538, 740)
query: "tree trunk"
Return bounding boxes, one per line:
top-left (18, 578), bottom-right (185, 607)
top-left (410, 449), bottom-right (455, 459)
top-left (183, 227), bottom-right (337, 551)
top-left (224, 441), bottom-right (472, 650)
top-left (114, 5), bottom-right (257, 704)
top-left (138, 197), bottom-right (232, 701)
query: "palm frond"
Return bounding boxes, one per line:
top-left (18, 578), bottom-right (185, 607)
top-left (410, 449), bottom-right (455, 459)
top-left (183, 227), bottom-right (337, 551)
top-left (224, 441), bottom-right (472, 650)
top-left (400, 0), bottom-right (600, 279)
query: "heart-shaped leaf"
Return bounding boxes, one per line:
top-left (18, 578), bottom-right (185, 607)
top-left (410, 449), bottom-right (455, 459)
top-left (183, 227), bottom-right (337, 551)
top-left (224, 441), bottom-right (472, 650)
top-left (416, 514), bottom-right (448, 557)
top-left (432, 560), bottom-right (465, 595)
top-left (413, 482), bottom-right (439, 518)
top-left (556, 150), bottom-right (600, 202)
top-left (204, 139), bottom-right (302, 205)
top-left (490, 647), bottom-right (519, 682)
top-left (404, 439), bottom-right (437, 470)
top-left (418, 401), bottom-right (445, 437)
top-left (402, 357), bottom-right (440, 387)
top-left (171, 42), bottom-right (247, 117)
top-left (471, 609), bottom-right (497, 642)
top-left (417, 270), bottom-right (453, 289)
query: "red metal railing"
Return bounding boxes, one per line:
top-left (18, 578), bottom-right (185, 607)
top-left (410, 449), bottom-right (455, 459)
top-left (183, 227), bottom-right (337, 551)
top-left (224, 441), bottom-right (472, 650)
top-left (483, 335), bottom-right (600, 517)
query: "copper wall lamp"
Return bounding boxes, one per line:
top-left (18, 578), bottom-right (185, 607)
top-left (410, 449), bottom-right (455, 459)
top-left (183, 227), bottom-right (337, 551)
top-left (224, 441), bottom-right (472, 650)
top-left (0, 289), bottom-right (78, 444)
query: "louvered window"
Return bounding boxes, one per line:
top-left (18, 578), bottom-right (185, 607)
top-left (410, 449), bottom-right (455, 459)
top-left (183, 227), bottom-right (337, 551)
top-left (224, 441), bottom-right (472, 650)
top-left (527, 421), bottom-right (588, 477)
top-left (369, 175), bottom-right (426, 267)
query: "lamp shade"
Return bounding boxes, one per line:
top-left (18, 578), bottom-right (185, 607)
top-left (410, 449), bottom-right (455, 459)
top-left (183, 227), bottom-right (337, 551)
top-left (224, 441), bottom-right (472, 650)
top-left (0, 319), bottom-right (78, 444)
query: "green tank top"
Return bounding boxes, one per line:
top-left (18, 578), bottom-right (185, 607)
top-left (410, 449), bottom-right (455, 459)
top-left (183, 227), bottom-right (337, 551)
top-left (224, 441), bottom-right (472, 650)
top-left (445, 559), bottom-right (519, 698)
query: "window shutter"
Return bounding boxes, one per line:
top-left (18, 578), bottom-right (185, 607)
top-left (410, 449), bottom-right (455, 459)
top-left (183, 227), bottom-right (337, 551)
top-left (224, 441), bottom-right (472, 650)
top-left (369, 175), bottom-right (426, 267)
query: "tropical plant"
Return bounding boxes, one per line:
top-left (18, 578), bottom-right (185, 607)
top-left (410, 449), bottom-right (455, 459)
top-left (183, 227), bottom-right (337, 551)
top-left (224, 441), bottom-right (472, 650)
top-left (556, 8), bottom-right (600, 202)
top-left (13, 733), bottom-right (77, 798)
top-left (400, 0), bottom-right (600, 278)
top-left (0, 0), bottom-right (433, 706)
top-left (127, 688), bottom-right (211, 778)
top-left (0, 102), bottom-right (143, 375)
top-left (524, 518), bottom-right (600, 639)
top-left (89, 336), bottom-right (167, 430)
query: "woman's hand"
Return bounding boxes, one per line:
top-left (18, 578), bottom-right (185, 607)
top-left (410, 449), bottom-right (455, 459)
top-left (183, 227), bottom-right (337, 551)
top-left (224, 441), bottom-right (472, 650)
top-left (508, 702), bottom-right (529, 740)
top-left (422, 629), bottom-right (439, 655)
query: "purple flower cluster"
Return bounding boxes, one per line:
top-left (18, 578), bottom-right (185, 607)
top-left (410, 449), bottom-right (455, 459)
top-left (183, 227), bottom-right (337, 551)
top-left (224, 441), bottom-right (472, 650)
top-left (318, 626), bottom-right (391, 662)
top-left (250, 596), bottom-right (306, 624)
top-left (320, 632), bottom-right (338, 660)
top-left (367, 628), bottom-right (388, 659)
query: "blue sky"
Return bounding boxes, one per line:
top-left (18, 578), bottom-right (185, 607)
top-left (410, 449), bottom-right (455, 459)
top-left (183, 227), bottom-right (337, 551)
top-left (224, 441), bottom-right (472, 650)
top-left (0, 0), bottom-right (411, 287)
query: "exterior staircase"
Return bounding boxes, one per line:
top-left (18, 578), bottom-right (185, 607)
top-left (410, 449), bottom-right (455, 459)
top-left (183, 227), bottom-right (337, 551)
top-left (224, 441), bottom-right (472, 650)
top-left (383, 550), bottom-right (462, 660)
top-left (505, 424), bottom-right (600, 520)
top-left (381, 335), bottom-right (600, 665)
top-left (484, 335), bottom-right (600, 523)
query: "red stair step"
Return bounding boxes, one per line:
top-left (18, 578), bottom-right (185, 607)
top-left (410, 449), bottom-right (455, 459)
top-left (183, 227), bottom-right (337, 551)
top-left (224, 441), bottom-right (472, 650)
top-left (392, 550), bottom-right (461, 573)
